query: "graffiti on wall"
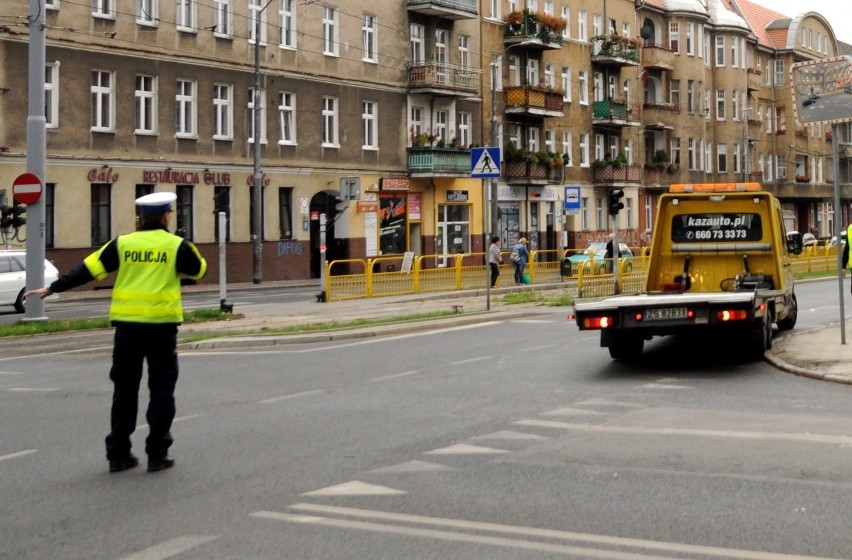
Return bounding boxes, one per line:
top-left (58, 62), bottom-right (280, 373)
top-left (277, 241), bottom-right (304, 256)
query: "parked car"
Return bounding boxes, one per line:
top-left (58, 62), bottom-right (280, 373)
top-left (786, 231), bottom-right (817, 248)
top-left (0, 251), bottom-right (59, 313)
top-left (561, 242), bottom-right (633, 276)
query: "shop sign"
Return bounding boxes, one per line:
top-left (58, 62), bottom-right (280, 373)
top-left (246, 174), bottom-right (271, 187)
top-left (380, 177), bottom-right (410, 191)
top-left (203, 171), bottom-right (231, 185)
top-left (497, 185), bottom-right (526, 201)
top-left (87, 167), bottom-right (120, 183)
top-left (143, 169), bottom-right (201, 184)
top-left (446, 190), bottom-right (469, 202)
top-left (357, 201), bottom-right (378, 213)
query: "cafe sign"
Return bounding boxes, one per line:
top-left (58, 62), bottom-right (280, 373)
top-left (446, 190), bottom-right (469, 201)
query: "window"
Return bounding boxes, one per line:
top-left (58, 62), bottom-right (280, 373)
top-left (91, 184), bottom-right (111, 246)
top-left (323, 6), bottom-right (339, 56)
top-left (278, 91), bottom-right (296, 145)
top-left (248, 88), bottom-right (267, 144)
top-left (562, 132), bottom-right (572, 166)
top-left (176, 0), bottom-right (196, 31)
top-left (137, 0), bottom-right (157, 25)
top-left (435, 29), bottom-right (448, 84)
top-left (435, 110), bottom-right (448, 143)
top-left (45, 63), bottom-right (59, 129)
top-left (508, 55), bottom-right (520, 86)
top-left (578, 10), bottom-right (587, 42)
top-left (322, 96), bottom-right (338, 147)
top-left (458, 35), bottom-right (472, 72)
top-left (457, 111), bottom-right (470, 147)
top-left (596, 197), bottom-right (603, 230)
top-left (732, 90), bottom-right (739, 120)
top-left (213, 83), bottom-right (233, 140)
top-left (362, 101), bottom-right (377, 149)
top-left (594, 133), bottom-right (605, 161)
top-left (579, 133), bottom-right (589, 167)
top-left (776, 154), bottom-right (786, 179)
top-left (488, 0), bottom-right (500, 20)
top-left (175, 185), bottom-right (193, 240)
top-left (437, 204), bottom-right (469, 256)
top-left (645, 195), bottom-right (653, 233)
top-left (687, 80), bottom-right (695, 113)
top-left (716, 36), bottom-right (725, 67)
top-left (593, 14), bottom-right (601, 37)
top-left (733, 143), bottom-right (741, 174)
top-left (704, 142), bottom-right (712, 173)
top-left (731, 37), bottom-right (738, 68)
top-left (278, 187), bottom-right (293, 239)
top-left (410, 23), bottom-right (424, 63)
top-left (686, 23), bottom-right (694, 55)
top-left (703, 32), bottom-right (711, 63)
top-left (176, 79), bottom-right (197, 137)
top-left (669, 22), bottom-right (679, 54)
top-left (214, 0), bottom-right (232, 36)
top-left (362, 14), bottom-right (377, 62)
top-left (626, 198), bottom-right (634, 228)
top-left (409, 105), bottom-right (423, 139)
top-left (544, 129), bottom-right (555, 153)
top-left (670, 138), bottom-right (681, 165)
top-left (561, 6), bottom-right (570, 39)
top-left (716, 89), bottom-right (725, 120)
top-left (248, 0), bottom-right (267, 45)
top-left (44, 184), bottom-right (55, 247)
top-left (670, 79), bottom-right (680, 109)
top-left (135, 75), bottom-right (157, 134)
top-left (278, 0), bottom-right (295, 47)
top-left (91, 70), bottom-right (114, 132)
top-left (544, 63), bottom-right (555, 89)
top-left (688, 138), bottom-right (696, 170)
top-left (93, 0), bottom-right (115, 18)
top-left (717, 144), bottom-right (727, 173)
top-left (774, 60), bottom-right (785, 87)
top-left (578, 71), bottom-right (588, 105)
top-left (527, 58), bottom-right (539, 87)
top-left (561, 67), bottom-right (571, 102)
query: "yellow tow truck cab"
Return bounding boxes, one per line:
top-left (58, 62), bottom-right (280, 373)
top-left (573, 183), bottom-right (801, 360)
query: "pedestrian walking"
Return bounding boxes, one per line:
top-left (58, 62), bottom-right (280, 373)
top-left (511, 237), bottom-right (529, 284)
top-left (843, 222), bottom-right (852, 291)
top-left (26, 192), bottom-right (207, 473)
top-left (488, 235), bottom-right (503, 287)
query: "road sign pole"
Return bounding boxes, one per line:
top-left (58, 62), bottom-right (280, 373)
top-left (24, 0), bottom-right (47, 321)
top-left (832, 124), bottom-right (846, 345)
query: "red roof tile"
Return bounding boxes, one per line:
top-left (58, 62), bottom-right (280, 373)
top-left (734, 0), bottom-right (792, 49)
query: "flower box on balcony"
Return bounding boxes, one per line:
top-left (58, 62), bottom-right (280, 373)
top-left (795, 175), bottom-right (811, 183)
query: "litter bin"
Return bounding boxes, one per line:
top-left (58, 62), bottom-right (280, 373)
top-left (560, 257), bottom-right (572, 277)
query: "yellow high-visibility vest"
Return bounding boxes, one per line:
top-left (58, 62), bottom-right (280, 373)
top-left (85, 230), bottom-right (189, 323)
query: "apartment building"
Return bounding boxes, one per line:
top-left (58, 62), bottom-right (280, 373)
top-left (1, 0), bottom-right (849, 286)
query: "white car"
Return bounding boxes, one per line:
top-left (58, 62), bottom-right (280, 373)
top-left (0, 251), bottom-right (59, 313)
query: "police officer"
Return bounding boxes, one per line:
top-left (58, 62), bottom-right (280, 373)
top-left (27, 192), bottom-right (207, 473)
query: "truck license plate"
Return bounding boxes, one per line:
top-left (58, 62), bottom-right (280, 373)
top-left (645, 307), bottom-right (688, 321)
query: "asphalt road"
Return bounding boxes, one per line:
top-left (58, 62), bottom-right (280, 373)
top-left (1, 295), bottom-right (851, 559)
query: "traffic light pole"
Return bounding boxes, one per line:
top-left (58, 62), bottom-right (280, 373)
top-left (24, 0), bottom-right (47, 321)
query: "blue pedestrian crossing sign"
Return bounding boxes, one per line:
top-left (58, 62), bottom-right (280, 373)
top-left (470, 147), bottom-right (501, 178)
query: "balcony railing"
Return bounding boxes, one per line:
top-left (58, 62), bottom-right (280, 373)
top-left (505, 10), bottom-right (565, 47)
top-left (591, 35), bottom-right (641, 65)
top-left (592, 164), bottom-right (643, 184)
top-left (504, 85), bottom-right (564, 116)
top-left (641, 44), bottom-right (674, 70)
top-left (592, 100), bottom-right (640, 123)
top-left (407, 62), bottom-right (479, 95)
top-left (406, 0), bottom-right (478, 18)
top-left (407, 147), bottom-right (471, 175)
top-left (505, 161), bottom-right (562, 183)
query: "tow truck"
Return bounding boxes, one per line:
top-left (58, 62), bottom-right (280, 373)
top-left (573, 183), bottom-right (803, 359)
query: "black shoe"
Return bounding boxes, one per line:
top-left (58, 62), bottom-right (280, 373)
top-left (147, 456), bottom-right (175, 472)
top-left (109, 454), bottom-right (140, 473)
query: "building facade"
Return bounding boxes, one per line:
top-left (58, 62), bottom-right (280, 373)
top-left (1, 0), bottom-right (850, 285)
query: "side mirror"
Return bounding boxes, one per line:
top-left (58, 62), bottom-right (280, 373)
top-left (787, 232), bottom-right (803, 255)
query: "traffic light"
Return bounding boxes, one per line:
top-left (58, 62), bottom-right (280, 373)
top-left (10, 204), bottom-right (25, 228)
top-left (608, 189), bottom-right (624, 216)
top-left (0, 205), bottom-right (10, 229)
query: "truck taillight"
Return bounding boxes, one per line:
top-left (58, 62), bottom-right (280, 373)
top-left (583, 316), bottom-right (614, 329)
top-left (717, 309), bottom-right (748, 322)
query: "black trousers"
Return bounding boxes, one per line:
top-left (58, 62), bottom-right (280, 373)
top-left (489, 262), bottom-right (500, 287)
top-left (105, 323), bottom-right (179, 461)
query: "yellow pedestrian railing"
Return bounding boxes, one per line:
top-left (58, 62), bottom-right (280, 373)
top-left (323, 246), bottom-right (836, 301)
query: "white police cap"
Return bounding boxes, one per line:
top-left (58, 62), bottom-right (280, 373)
top-left (135, 192), bottom-right (176, 213)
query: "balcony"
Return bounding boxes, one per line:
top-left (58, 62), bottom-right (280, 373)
top-left (592, 100), bottom-right (641, 127)
top-left (504, 85), bottom-right (564, 117)
top-left (592, 164), bottom-right (642, 185)
top-left (504, 9), bottom-right (565, 50)
top-left (407, 62), bottom-right (480, 97)
top-left (407, 147), bottom-right (471, 177)
top-left (590, 35), bottom-right (641, 67)
top-left (641, 44), bottom-right (674, 71)
top-left (406, 0), bottom-right (477, 19)
top-left (504, 161), bottom-right (562, 184)
top-left (747, 67), bottom-right (763, 92)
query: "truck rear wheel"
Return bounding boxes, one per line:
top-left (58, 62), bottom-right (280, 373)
top-left (607, 334), bottom-right (644, 360)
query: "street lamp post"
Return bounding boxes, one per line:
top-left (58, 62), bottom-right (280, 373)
top-left (742, 107), bottom-right (752, 182)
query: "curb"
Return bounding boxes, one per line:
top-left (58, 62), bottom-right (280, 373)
top-left (763, 351), bottom-right (852, 386)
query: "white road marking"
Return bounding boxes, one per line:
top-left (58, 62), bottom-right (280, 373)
top-left (369, 370), bottom-right (419, 382)
top-left (136, 414), bottom-right (205, 431)
top-left (302, 480), bottom-right (406, 496)
top-left (113, 536), bottom-right (217, 560)
top-left (0, 449), bottom-right (37, 463)
top-left (514, 419), bottom-right (852, 446)
top-left (258, 389), bottom-right (324, 404)
top-left (369, 460), bottom-right (456, 473)
top-left (0, 371), bottom-right (24, 375)
top-left (0, 346), bottom-right (114, 361)
top-left (261, 503), bottom-right (841, 560)
top-left (640, 383), bottom-right (693, 389)
top-left (471, 430), bottom-right (549, 440)
top-left (6, 387), bottom-right (59, 392)
top-left (424, 443), bottom-right (509, 455)
top-left (574, 399), bottom-right (642, 408)
top-left (451, 356), bottom-right (490, 365)
top-left (542, 407), bottom-right (607, 416)
top-left (521, 344), bottom-right (555, 352)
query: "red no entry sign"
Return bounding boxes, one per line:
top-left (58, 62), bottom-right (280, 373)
top-left (12, 172), bottom-right (43, 205)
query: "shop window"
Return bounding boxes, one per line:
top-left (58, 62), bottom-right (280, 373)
top-left (379, 193), bottom-right (407, 254)
top-left (437, 204), bottom-right (470, 257)
top-left (176, 185), bottom-right (193, 240)
top-left (91, 184), bottom-right (112, 246)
